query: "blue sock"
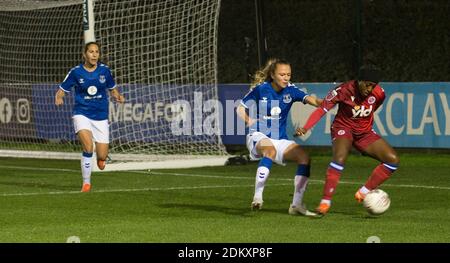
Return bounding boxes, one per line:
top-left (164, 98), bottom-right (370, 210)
top-left (258, 157), bottom-right (273, 170)
top-left (296, 164), bottom-right (310, 177)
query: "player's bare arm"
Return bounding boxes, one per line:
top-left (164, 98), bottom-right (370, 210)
top-left (236, 104), bottom-right (256, 127)
top-left (110, 88), bottom-right (125, 103)
top-left (305, 96), bottom-right (323, 107)
top-left (294, 127), bottom-right (308, 137)
top-left (294, 106), bottom-right (327, 137)
top-left (55, 88), bottom-right (65, 106)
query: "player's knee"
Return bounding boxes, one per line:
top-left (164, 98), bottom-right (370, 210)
top-left (386, 153), bottom-right (400, 166)
top-left (83, 145), bottom-right (94, 153)
top-left (333, 156), bottom-right (346, 165)
top-left (262, 147), bottom-right (277, 160)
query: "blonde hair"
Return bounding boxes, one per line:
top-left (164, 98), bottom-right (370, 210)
top-left (250, 58), bottom-right (290, 89)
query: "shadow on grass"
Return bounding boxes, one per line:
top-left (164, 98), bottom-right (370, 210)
top-left (157, 202), bottom-right (326, 218)
top-left (158, 203), bottom-right (269, 217)
top-left (327, 209), bottom-right (383, 220)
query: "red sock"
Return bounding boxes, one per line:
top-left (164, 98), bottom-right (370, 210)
top-left (365, 164), bottom-right (394, 190)
top-left (322, 165), bottom-right (342, 200)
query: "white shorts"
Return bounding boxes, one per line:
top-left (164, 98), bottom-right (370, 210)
top-left (73, 115), bottom-right (109, 144)
top-left (246, 131), bottom-right (295, 165)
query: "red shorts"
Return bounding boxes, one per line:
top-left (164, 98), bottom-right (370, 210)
top-left (331, 127), bottom-right (381, 152)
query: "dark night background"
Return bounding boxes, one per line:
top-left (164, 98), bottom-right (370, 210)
top-left (0, 0), bottom-right (447, 84)
top-left (218, 0), bottom-right (450, 83)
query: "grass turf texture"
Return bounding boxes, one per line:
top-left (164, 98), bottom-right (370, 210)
top-left (0, 153), bottom-right (449, 243)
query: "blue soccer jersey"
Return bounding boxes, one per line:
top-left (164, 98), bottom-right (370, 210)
top-left (59, 63), bottom-right (116, 120)
top-left (241, 82), bottom-right (309, 139)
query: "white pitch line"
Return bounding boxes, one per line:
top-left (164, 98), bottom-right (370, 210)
top-left (1, 165), bottom-right (450, 198)
top-left (0, 183), bottom-right (292, 197)
top-left (0, 165), bottom-right (79, 173)
top-left (140, 171), bottom-right (450, 190)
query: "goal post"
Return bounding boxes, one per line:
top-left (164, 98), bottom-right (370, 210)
top-left (83, 0), bottom-right (96, 43)
top-left (0, 0), bottom-right (229, 170)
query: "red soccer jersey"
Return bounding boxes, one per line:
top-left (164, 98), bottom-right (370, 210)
top-left (321, 80), bottom-right (385, 134)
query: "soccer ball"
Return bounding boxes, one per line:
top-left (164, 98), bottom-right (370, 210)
top-left (363, 189), bottom-right (391, 215)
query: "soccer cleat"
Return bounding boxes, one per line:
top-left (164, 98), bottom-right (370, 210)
top-left (315, 202), bottom-right (331, 216)
top-left (97, 159), bottom-right (106, 170)
top-left (81, 183), bottom-right (91, 193)
top-left (288, 203), bottom-right (319, 217)
top-left (251, 198), bottom-right (263, 210)
top-left (355, 190), bottom-right (366, 203)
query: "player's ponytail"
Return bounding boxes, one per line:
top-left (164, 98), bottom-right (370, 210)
top-left (250, 58), bottom-right (290, 89)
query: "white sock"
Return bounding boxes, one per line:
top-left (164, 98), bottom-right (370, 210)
top-left (292, 175), bottom-right (308, 207)
top-left (320, 199), bottom-right (331, 205)
top-left (254, 166), bottom-right (270, 200)
top-left (359, 186), bottom-right (370, 194)
top-left (81, 156), bottom-right (92, 184)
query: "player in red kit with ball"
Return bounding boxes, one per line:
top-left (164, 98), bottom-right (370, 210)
top-left (295, 67), bottom-right (399, 216)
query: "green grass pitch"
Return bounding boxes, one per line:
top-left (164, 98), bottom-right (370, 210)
top-left (0, 152), bottom-right (449, 243)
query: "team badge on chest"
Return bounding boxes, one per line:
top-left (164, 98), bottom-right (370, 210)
top-left (99, 75), bottom-right (106, 84)
top-left (283, 94), bottom-right (292, 103)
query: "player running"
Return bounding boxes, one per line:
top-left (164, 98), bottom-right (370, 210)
top-left (237, 58), bottom-right (322, 216)
top-left (295, 67), bottom-right (400, 216)
top-left (55, 42), bottom-right (125, 192)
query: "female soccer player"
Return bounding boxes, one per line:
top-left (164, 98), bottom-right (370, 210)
top-left (55, 42), bottom-right (125, 192)
top-left (236, 58), bottom-right (322, 216)
top-left (295, 67), bottom-right (400, 216)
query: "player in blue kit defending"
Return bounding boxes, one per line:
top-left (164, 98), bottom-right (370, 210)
top-left (55, 42), bottom-right (125, 192)
top-left (236, 58), bottom-right (322, 216)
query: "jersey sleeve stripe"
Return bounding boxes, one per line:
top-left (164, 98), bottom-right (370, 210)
top-left (59, 86), bottom-right (70, 93)
top-left (302, 94), bottom-right (309, 104)
top-left (240, 101), bottom-right (249, 109)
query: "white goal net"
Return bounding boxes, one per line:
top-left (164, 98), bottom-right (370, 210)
top-left (0, 0), bottom-right (228, 169)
